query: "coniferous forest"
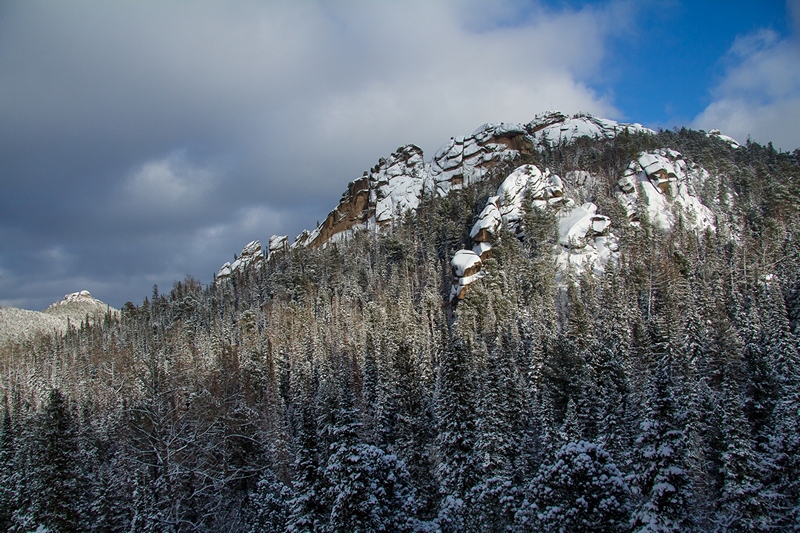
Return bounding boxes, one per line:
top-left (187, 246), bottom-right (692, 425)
top-left (2, 129), bottom-right (800, 532)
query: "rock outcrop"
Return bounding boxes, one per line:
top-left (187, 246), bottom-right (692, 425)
top-left (528, 111), bottom-right (653, 144)
top-left (707, 129), bottom-right (741, 149)
top-left (215, 113), bottom-right (730, 289)
top-left (554, 203), bottom-right (617, 273)
top-left (616, 149), bottom-right (715, 231)
top-left (269, 235), bottom-right (289, 255)
top-left (289, 145), bottom-right (427, 249)
top-left (215, 240), bottom-right (264, 282)
top-left (425, 123), bottom-right (533, 198)
top-left (452, 163), bottom-right (619, 300)
top-left (450, 250), bottom-right (484, 301)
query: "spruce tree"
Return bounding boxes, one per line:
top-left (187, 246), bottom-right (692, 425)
top-left (467, 334), bottom-right (527, 532)
top-left (434, 335), bottom-right (478, 532)
top-left (630, 358), bottom-right (693, 532)
top-left (0, 400), bottom-right (17, 531)
top-left (518, 440), bottom-right (630, 532)
top-left (24, 389), bottom-right (85, 532)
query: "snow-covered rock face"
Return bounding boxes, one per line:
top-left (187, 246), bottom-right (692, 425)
top-left (470, 164), bottom-right (568, 247)
top-left (292, 145), bottom-right (427, 249)
top-left (554, 203), bottom-right (618, 274)
top-left (528, 111), bottom-right (654, 145)
top-left (268, 235), bottom-right (289, 255)
top-left (215, 240), bottom-right (264, 282)
top-left (450, 250), bottom-right (484, 300)
top-left (453, 163), bottom-right (619, 299)
top-left (425, 123), bottom-right (533, 198)
top-left (370, 145), bottom-right (426, 227)
top-left (616, 149), bottom-right (715, 232)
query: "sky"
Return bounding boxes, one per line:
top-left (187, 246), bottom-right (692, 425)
top-left (1, 0), bottom-right (799, 311)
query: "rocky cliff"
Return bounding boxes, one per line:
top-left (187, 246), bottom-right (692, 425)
top-left (216, 111), bottom-right (733, 300)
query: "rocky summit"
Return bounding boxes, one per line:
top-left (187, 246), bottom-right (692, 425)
top-left (218, 111), bottom-right (722, 300)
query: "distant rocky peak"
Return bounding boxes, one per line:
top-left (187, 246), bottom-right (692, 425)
top-left (42, 289), bottom-right (117, 319)
top-left (49, 290), bottom-right (94, 307)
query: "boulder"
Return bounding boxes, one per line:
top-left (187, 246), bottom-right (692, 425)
top-left (449, 250), bottom-right (484, 300)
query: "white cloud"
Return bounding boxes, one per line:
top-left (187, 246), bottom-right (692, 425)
top-left (693, 3), bottom-right (800, 151)
top-left (119, 152), bottom-right (218, 216)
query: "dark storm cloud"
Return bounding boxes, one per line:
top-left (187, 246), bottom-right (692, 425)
top-left (1, 0), bottom-right (623, 310)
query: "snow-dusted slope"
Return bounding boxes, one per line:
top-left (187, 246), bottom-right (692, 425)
top-left (0, 291), bottom-right (118, 346)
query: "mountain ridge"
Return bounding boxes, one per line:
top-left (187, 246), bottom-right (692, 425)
top-left (216, 111), bottom-right (660, 281)
top-left (216, 111), bottom-right (726, 302)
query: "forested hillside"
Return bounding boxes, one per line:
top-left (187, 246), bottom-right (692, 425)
top-left (1, 127), bottom-right (799, 532)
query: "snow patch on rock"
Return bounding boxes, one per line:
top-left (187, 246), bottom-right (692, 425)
top-left (554, 203), bottom-right (618, 274)
top-left (707, 129), bottom-right (741, 149)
